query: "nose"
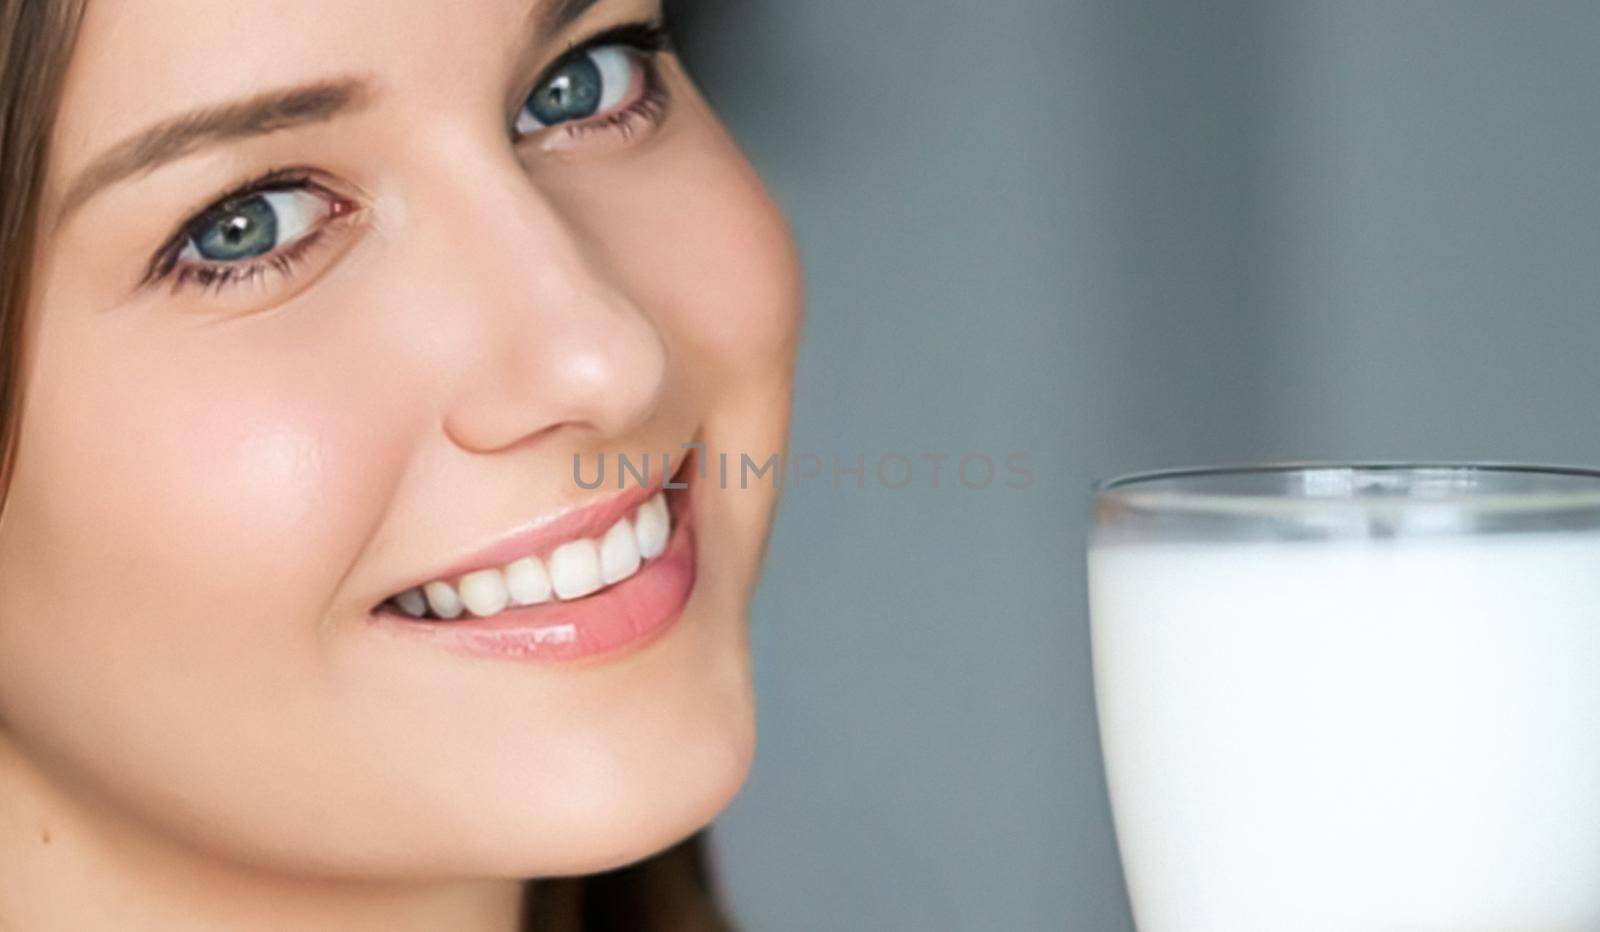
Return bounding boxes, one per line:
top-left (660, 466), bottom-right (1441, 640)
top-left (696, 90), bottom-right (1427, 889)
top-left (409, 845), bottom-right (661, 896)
top-left (423, 158), bottom-right (668, 455)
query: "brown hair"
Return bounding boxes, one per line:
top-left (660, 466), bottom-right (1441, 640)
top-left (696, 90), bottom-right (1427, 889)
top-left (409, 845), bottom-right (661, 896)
top-left (527, 834), bottom-right (736, 931)
top-left (0, 0), bottom-right (82, 501)
top-left (0, 2), bottom-right (735, 928)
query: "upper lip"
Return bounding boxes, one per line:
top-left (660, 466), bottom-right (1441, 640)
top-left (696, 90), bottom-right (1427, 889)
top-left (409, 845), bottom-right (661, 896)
top-left (376, 454), bottom-right (689, 606)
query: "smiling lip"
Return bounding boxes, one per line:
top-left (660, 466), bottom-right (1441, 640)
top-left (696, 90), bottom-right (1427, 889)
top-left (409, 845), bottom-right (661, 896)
top-left (374, 486), bottom-right (696, 663)
top-left (367, 450), bottom-right (699, 664)
top-left (376, 450), bottom-right (695, 607)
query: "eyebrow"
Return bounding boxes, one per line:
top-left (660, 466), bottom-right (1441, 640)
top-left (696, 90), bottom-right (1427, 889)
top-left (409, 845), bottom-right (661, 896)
top-left (537, 0), bottom-right (603, 35)
top-left (53, 77), bottom-right (375, 229)
top-left (52, 0), bottom-right (606, 230)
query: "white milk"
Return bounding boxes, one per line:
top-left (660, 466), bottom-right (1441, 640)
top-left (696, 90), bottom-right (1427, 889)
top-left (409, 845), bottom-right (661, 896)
top-left (1089, 533), bottom-right (1600, 932)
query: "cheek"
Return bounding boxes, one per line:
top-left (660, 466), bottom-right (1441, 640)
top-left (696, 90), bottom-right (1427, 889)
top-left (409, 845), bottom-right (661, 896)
top-left (0, 311), bottom-right (414, 660)
top-left (654, 176), bottom-right (804, 382)
top-left (546, 115), bottom-right (805, 403)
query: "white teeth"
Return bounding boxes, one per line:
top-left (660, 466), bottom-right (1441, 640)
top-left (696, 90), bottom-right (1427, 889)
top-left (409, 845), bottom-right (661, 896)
top-left (634, 492), bottom-right (670, 559)
top-left (395, 587), bottom-right (428, 618)
top-left (548, 538), bottom-right (603, 600)
top-left (401, 492), bottom-right (676, 618)
top-left (458, 568), bottom-right (510, 618)
top-left (600, 517), bottom-right (642, 585)
top-left (423, 581), bottom-right (464, 620)
top-left (505, 556), bottom-right (553, 607)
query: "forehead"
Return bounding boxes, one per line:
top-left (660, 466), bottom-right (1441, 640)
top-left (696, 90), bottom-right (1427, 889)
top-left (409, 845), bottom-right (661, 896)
top-left (51, 0), bottom-right (534, 179)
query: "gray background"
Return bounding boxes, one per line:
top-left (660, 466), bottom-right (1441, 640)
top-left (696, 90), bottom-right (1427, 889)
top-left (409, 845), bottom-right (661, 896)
top-left (669, 2), bottom-right (1600, 929)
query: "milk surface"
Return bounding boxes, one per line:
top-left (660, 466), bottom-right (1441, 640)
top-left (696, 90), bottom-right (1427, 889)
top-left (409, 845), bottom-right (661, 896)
top-left (1089, 532), bottom-right (1600, 931)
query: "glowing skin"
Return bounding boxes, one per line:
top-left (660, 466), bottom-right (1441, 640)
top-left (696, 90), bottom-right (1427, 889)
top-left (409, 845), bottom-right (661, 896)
top-left (0, 0), bottom-right (802, 929)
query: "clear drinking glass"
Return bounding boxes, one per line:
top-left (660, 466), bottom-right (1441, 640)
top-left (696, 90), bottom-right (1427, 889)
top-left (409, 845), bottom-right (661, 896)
top-left (1087, 464), bottom-right (1600, 932)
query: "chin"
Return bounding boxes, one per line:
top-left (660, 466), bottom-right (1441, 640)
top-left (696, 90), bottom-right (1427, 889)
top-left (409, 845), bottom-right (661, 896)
top-left (493, 706), bottom-right (755, 879)
top-left (470, 604), bottom-right (758, 881)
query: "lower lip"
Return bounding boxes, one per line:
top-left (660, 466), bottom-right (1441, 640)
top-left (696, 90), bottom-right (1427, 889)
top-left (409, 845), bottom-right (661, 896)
top-left (372, 486), bottom-right (697, 664)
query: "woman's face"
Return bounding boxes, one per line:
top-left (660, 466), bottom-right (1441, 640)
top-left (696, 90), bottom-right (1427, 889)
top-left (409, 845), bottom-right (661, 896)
top-left (0, 0), bottom-right (800, 879)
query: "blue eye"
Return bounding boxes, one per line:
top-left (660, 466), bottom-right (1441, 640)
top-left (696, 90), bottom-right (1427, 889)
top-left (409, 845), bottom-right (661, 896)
top-left (181, 189), bottom-right (327, 264)
top-left (516, 46), bottom-right (638, 133)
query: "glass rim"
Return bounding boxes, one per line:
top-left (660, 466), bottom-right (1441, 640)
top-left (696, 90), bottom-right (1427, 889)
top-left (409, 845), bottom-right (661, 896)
top-left (1093, 461), bottom-right (1600, 517)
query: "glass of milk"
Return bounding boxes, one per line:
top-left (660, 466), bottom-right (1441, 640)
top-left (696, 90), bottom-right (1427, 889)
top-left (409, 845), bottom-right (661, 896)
top-left (1088, 464), bottom-right (1600, 932)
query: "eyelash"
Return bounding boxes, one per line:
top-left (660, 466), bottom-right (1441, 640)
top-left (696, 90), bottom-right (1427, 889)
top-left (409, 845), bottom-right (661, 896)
top-left (561, 78), bottom-right (669, 145)
top-left (529, 21), bottom-right (673, 144)
top-left (141, 174), bottom-right (355, 296)
top-left (143, 19), bottom-right (674, 297)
